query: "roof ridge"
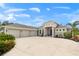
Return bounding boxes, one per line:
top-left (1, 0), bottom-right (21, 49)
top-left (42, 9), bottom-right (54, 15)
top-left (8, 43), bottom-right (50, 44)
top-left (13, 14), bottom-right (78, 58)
top-left (4, 23), bottom-right (37, 29)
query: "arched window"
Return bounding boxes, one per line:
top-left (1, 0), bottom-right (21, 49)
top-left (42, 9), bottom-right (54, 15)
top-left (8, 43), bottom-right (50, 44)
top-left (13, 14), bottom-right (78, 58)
top-left (56, 29), bottom-right (58, 31)
top-left (63, 29), bottom-right (65, 31)
top-left (60, 29), bottom-right (61, 31)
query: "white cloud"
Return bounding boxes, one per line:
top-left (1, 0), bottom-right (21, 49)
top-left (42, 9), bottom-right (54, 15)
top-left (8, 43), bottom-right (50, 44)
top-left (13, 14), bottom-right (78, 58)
top-left (0, 13), bottom-right (16, 22)
top-left (63, 9), bottom-right (79, 21)
top-left (0, 14), bottom-right (5, 21)
top-left (4, 8), bottom-right (26, 13)
top-left (16, 17), bottom-right (45, 27)
top-left (54, 7), bottom-right (71, 9)
top-left (6, 13), bottom-right (16, 21)
top-left (70, 19), bottom-right (79, 23)
top-left (0, 3), bottom-right (6, 9)
top-left (73, 9), bottom-right (79, 14)
top-left (46, 8), bottom-right (50, 11)
top-left (29, 7), bottom-right (40, 12)
top-left (52, 12), bottom-right (79, 24)
top-left (33, 17), bottom-right (45, 26)
top-left (15, 14), bottom-right (31, 18)
top-left (66, 10), bottom-right (79, 23)
top-left (69, 14), bottom-right (79, 23)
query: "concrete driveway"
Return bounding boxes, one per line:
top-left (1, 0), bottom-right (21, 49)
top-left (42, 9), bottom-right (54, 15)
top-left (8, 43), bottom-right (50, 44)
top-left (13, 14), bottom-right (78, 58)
top-left (4, 37), bottom-right (79, 56)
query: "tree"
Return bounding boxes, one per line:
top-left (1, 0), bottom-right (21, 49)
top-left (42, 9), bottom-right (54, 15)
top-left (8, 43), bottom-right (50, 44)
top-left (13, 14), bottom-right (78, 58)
top-left (0, 21), bottom-right (14, 33)
top-left (67, 21), bottom-right (79, 37)
top-left (2, 21), bottom-right (9, 25)
top-left (2, 21), bottom-right (14, 26)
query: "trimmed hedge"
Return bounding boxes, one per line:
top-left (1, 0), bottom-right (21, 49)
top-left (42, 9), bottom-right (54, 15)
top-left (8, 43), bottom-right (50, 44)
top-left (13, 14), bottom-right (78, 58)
top-left (64, 32), bottom-right (72, 39)
top-left (0, 33), bottom-right (15, 55)
top-left (0, 33), bottom-right (15, 41)
top-left (75, 32), bottom-right (79, 35)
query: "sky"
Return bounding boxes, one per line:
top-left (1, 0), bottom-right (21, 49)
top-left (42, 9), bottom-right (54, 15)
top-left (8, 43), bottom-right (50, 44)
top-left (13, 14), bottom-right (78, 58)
top-left (0, 3), bottom-right (79, 27)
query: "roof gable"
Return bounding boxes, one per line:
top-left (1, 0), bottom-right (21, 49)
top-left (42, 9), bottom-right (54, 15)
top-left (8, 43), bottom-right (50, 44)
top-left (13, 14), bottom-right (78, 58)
top-left (42, 20), bottom-right (58, 28)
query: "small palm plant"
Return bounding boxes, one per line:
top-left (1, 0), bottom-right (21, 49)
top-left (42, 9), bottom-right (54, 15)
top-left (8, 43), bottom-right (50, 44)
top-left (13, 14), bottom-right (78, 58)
top-left (67, 21), bottom-right (79, 37)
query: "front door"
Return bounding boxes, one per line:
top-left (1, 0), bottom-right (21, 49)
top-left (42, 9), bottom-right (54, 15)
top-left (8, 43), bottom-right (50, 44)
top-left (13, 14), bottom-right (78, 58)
top-left (45, 27), bottom-right (52, 36)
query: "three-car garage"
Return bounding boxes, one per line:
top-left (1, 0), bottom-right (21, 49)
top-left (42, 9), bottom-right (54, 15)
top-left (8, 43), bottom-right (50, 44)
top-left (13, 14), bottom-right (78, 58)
top-left (2, 24), bottom-right (37, 38)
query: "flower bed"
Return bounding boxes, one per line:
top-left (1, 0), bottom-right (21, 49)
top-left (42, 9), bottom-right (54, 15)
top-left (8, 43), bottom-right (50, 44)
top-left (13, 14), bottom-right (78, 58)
top-left (71, 35), bottom-right (79, 42)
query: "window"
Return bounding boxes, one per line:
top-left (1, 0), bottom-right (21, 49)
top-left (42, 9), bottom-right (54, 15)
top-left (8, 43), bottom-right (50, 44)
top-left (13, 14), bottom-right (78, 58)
top-left (39, 30), bottom-right (41, 34)
top-left (60, 29), bottom-right (61, 31)
top-left (56, 29), bottom-right (58, 31)
top-left (63, 29), bottom-right (65, 31)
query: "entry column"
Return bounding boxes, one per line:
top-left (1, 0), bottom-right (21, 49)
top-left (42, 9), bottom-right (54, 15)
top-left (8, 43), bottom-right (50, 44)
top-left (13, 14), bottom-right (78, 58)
top-left (52, 28), bottom-right (55, 37)
top-left (44, 28), bottom-right (46, 36)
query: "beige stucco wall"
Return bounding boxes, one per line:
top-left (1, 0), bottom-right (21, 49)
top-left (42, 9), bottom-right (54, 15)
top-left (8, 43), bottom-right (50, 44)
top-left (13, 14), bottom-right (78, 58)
top-left (55, 28), bottom-right (67, 37)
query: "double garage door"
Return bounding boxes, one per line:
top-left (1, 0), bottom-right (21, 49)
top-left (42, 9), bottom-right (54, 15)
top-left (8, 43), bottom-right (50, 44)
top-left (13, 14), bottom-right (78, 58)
top-left (6, 29), bottom-right (37, 38)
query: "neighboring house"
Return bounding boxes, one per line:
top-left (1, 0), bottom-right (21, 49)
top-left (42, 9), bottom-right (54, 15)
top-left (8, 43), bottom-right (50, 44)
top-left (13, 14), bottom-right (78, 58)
top-left (1, 21), bottom-right (71, 38)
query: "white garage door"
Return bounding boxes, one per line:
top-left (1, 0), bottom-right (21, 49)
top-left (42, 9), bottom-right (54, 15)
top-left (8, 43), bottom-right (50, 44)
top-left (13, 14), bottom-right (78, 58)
top-left (29, 30), bottom-right (37, 36)
top-left (7, 29), bottom-right (20, 38)
top-left (21, 30), bottom-right (30, 37)
top-left (21, 30), bottom-right (37, 37)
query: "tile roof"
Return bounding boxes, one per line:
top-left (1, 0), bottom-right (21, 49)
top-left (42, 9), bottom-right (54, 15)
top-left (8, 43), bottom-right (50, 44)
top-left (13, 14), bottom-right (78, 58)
top-left (56, 25), bottom-right (67, 28)
top-left (56, 25), bottom-right (72, 29)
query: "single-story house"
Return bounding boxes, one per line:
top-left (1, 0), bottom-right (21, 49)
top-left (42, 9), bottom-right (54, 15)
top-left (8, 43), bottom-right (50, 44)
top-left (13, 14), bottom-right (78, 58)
top-left (1, 21), bottom-right (71, 38)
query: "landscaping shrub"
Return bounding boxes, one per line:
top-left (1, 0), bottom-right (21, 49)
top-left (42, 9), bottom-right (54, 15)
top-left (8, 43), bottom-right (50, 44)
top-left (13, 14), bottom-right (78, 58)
top-left (71, 32), bottom-right (79, 42)
top-left (0, 33), bottom-right (15, 41)
top-left (0, 40), bottom-right (15, 55)
top-left (64, 32), bottom-right (72, 39)
top-left (0, 33), bottom-right (15, 55)
top-left (75, 31), bottom-right (79, 35)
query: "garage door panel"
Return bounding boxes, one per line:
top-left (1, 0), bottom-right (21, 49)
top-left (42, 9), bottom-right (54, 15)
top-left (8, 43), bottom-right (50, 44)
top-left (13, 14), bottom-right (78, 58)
top-left (21, 31), bottom-right (30, 37)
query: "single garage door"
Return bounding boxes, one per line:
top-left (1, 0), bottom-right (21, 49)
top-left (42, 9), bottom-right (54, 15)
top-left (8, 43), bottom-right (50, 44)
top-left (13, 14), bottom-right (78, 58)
top-left (21, 30), bottom-right (30, 37)
top-left (29, 30), bottom-right (37, 36)
top-left (6, 29), bottom-right (20, 38)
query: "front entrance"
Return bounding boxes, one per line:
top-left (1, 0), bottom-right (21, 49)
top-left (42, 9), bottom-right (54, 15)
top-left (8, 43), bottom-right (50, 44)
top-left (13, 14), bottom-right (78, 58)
top-left (45, 27), bottom-right (52, 36)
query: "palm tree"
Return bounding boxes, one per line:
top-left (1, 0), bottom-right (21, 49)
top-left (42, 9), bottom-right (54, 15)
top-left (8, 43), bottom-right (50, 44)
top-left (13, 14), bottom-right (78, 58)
top-left (67, 21), bottom-right (79, 37)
